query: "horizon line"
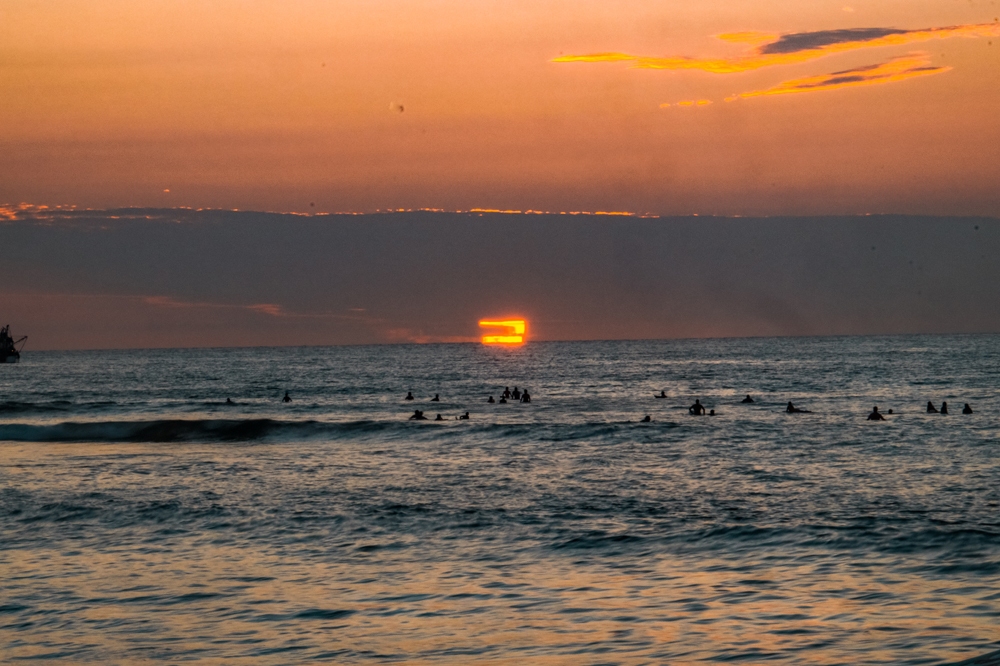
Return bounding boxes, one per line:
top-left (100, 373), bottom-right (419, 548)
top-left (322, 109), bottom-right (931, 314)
top-left (4, 203), bottom-right (1000, 222)
top-left (16, 330), bottom-right (1000, 354)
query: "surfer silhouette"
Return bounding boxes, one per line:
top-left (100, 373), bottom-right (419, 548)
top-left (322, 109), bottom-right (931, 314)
top-left (741, 395), bottom-right (754, 403)
top-left (405, 392), bottom-right (414, 401)
top-left (282, 391), bottom-right (291, 403)
top-left (431, 394), bottom-right (440, 402)
top-left (487, 396), bottom-right (495, 403)
top-left (689, 399), bottom-right (705, 415)
top-left (941, 402), bottom-right (949, 414)
top-left (409, 410), bottom-right (427, 420)
top-left (786, 401), bottom-right (810, 413)
top-left (641, 415), bottom-right (652, 422)
top-left (655, 391), bottom-right (667, 399)
top-left (520, 390), bottom-right (531, 403)
top-left (963, 403), bottom-right (973, 414)
top-left (927, 401), bottom-right (938, 413)
top-left (867, 406), bottom-right (885, 421)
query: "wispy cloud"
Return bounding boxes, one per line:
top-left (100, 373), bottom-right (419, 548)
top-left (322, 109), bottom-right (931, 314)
top-left (726, 53), bottom-right (950, 100)
top-left (142, 295), bottom-right (369, 321)
top-left (0, 204), bottom-right (214, 228)
top-left (660, 100), bottom-right (713, 108)
top-left (759, 27), bottom-right (910, 54)
top-left (553, 23), bottom-right (999, 74)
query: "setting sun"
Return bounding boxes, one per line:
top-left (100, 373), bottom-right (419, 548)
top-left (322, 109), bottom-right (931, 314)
top-left (478, 319), bottom-right (527, 345)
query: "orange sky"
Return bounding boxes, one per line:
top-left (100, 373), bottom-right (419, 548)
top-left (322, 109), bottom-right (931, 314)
top-left (2, 0), bottom-right (1000, 216)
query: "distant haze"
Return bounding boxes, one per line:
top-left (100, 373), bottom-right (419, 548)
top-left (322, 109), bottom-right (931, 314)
top-left (1, 208), bottom-right (996, 350)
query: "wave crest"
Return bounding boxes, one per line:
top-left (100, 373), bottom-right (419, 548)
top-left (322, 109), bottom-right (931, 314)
top-left (0, 418), bottom-right (393, 443)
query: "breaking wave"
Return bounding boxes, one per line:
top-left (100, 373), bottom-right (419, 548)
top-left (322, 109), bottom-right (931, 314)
top-left (0, 418), bottom-right (396, 443)
top-left (0, 418), bottom-right (672, 443)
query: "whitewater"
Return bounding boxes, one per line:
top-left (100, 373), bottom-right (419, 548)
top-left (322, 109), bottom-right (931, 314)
top-left (1, 336), bottom-right (998, 664)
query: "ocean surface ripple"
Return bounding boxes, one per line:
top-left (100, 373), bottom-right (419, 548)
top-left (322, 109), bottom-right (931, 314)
top-left (1, 336), bottom-right (998, 664)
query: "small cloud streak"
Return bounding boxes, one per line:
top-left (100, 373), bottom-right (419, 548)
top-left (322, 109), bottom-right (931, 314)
top-left (760, 27), bottom-right (909, 55)
top-left (717, 32), bottom-right (781, 47)
top-left (554, 23), bottom-right (1000, 74)
top-left (726, 53), bottom-right (950, 100)
top-left (142, 295), bottom-right (367, 321)
top-left (662, 100), bottom-right (713, 108)
top-left (144, 295), bottom-right (289, 316)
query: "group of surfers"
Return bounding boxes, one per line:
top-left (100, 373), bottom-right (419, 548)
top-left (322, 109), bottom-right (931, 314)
top-left (405, 387), bottom-right (532, 405)
top-left (925, 401), bottom-right (971, 415)
top-left (283, 390), bottom-right (974, 423)
top-left (409, 410), bottom-right (470, 421)
top-left (488, 386), bottom-right (531, 404)
top-left (857, 401), bottom-right (971, 420)
top-left (405, 386), bottom-right (532, 421)
top-left (644, 393), bottom-right (974, 422)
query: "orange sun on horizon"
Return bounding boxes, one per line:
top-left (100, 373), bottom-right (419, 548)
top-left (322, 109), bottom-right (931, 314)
top-left (478, 319), bottom-right (527, 345)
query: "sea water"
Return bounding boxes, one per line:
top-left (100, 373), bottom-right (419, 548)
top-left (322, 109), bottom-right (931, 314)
top-left (1, 336), bottom-right (998, 665)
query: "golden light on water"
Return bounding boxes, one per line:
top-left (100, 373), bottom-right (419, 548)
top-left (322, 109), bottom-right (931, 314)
top-left (478, 319), bottom-right (526, 345)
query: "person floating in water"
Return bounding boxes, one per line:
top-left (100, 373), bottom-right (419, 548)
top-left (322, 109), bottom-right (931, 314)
top-left (940, 401), bottom-right (949, 414)
top-left (487, 396), bottom-right (495, 403)
top-left (458, 411), bottom-right (470, 420)
top-left (409, 410), bottom-right (427, 420)
top-left (512, 387), bottom-right (521, 401)
top-left (640, 415), bottom-right (652, 422)
top-left (655, 391), bottom-right (667, 399)
top-left (962, 403), bottom-right (973, 414)
top-left (498, 396), bottom-right (507, 404)
top-left (282, 391), bottom-right (291, 403)
top-left (709, 409), bottom-right (716, 416)
top-left (434, 413), bottom-right (445, 421)
top-left (405, 392), bottom-right (414, 401)
top-left (431, 394), bottom-right (440, 402)
top-left (786, 402), bottom-right (811, 413)
top-left (689, 399), bottom-right (705, 415)
top-left (927, 401), bottom-right (938, 413)
top-left (867, 405), bottom-right (886, 421)
top-left (225, 398), bottom-right (233, 405)
top-left (741, 395), bottom-right (754, 403)
top-left (520, 390), bottom-right (531, 403)
top-left (502, 387), bottom-right (512, 399)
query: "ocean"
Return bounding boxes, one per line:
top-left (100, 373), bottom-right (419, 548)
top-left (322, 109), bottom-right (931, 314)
top-left (1, 335), bottom-right (998, 665)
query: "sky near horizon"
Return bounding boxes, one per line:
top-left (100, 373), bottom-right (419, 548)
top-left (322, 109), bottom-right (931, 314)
top-left (2, 207), bottom-right (998, 349)
top-left (2, 0), bottom-right (1000, 216)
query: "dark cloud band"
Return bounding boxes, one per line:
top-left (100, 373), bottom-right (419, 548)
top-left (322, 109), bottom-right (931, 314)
top-left (760, 27), bottom-right (909, 54)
